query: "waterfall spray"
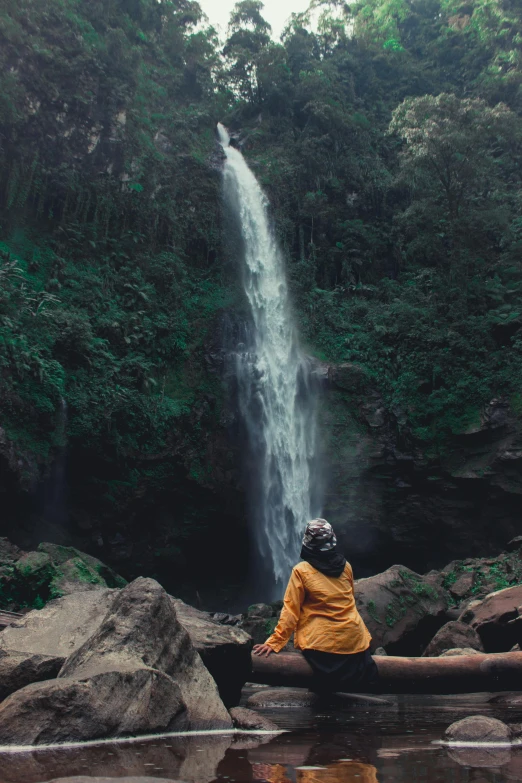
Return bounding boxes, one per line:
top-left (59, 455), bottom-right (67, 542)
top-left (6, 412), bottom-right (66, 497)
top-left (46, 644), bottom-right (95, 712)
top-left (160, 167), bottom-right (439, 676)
top-left (218, 124), bottom-right (319, 594)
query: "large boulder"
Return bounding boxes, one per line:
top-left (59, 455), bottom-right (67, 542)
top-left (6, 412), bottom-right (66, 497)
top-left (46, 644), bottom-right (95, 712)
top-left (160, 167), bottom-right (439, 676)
top-left (60, 578), bottom-right (232, 730)
top-left (459, 585), bottom-right (522, 651)
top-left (0, 589), bottom-right (114, 701)
top-left (0, 578), bottom-right (231, 744)
top-left (0, 665), bottom-right (186, 745)
top-left (0, 588), bottom-right (114, 659)
top-left (445, 715), bottom-right (512, 744)
top-left (354, 565), bottom-right (448, 655)
top-left (0, 649), bottom-right (62, 701)
top-left (172, 599), bottom-right (252, 707)
top-left (422, 620), bottom-right (484, 657)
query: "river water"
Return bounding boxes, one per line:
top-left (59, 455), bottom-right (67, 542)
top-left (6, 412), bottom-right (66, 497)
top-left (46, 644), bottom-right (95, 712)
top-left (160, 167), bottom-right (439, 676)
top-left (218, 124), bottom-right (318, 594)
top-left (1, 690), bottom-right (520, 782)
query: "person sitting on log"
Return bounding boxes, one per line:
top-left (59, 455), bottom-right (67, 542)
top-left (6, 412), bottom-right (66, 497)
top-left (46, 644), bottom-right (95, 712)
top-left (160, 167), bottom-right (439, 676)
top-left (253, 519), bottom-right (379, 693)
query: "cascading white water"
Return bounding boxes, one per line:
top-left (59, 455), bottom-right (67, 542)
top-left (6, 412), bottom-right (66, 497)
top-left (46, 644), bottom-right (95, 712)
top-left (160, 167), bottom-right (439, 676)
top-left (218, 123), bottom-right (319, 593)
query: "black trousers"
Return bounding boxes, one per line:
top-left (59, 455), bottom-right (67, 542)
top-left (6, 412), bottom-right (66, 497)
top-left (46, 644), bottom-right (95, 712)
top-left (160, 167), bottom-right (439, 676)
top-left (302, 647), bottom-right (379, 694)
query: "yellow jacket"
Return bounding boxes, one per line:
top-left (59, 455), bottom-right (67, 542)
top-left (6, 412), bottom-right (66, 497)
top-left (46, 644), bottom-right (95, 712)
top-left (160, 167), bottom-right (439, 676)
top-left (265, 561), bottom-right (371, 654)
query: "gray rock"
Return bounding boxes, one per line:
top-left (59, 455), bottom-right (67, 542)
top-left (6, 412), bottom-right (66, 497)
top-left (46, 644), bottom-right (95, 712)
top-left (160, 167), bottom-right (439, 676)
top-left (247, 688), bottom-right (317, 708)
top-left (423, 621), bottom-right (484, 657)
top-left (0, 665), bottom-right (186, 745)
top-left (374, 647), bottom-right (387, 655)
top-left (229, 707), bottom-right (280, 732)
top-left (450, 572), bottom-right (475, 599)
top-left (459, 585), bottom-right (522, 651)
top-left (355, 565), bottom-right (448, 655)
top-left (172, 598), bottom-right (252, 707)
top-left (0, 588), bottom-right (115, 659)
top-left (439, 647), bottom-right (483, 657)
top-left (61, 578), bottom-right (232, 731)
top-left (445, 715), bottom-right (511, 744)
top-left (0, 578), bottom-right (231, 744)
top-left (0, 649), bottom-right (62, 701)
top-left (489, 692), bottom-right (522, 708)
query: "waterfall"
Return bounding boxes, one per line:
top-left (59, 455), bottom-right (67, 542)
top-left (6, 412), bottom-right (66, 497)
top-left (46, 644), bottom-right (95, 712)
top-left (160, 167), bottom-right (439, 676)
top-left (218, 124), bottom-right (319, 594)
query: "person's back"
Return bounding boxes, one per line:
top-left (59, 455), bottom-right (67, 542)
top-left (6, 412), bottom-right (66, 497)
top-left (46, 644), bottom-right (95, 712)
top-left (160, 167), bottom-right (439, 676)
top-left (253, 519), bottom-right (378, 693)
top-left (265, 560), bottom-right (370, 654)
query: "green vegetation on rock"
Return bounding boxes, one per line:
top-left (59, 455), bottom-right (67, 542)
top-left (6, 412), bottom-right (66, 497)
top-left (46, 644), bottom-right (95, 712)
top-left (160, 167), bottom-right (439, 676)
top-left (1, 0), bottom-right (522, 572)
top-left (0, 538), bottom-right (126, 610)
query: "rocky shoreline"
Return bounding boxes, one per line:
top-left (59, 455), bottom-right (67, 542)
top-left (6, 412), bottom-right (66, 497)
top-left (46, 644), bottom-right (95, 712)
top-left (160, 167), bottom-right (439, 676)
top-left (0, 535), bottom-right (521, 746)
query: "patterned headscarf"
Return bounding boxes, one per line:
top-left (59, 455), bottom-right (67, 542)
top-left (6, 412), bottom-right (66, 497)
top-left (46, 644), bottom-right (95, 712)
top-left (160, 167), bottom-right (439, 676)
top-left (302, 519), bottom-right (337, 552)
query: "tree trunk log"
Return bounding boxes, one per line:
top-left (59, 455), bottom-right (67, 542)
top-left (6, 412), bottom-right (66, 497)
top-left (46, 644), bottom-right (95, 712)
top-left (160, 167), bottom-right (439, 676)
top-left (251, 651), bottom-right (522, 693)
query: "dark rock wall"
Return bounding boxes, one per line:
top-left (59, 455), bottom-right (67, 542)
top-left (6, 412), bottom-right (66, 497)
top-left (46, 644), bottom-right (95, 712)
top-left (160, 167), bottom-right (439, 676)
top-left (318, 363), bottom-right (522, 575)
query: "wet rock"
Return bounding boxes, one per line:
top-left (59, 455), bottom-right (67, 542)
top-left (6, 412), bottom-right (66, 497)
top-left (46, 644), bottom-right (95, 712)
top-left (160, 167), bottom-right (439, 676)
top-left (355, 565), bottom-right (448, 655)
top-left (0, 666), bottom-right (186, 745)
top-left (445, 715), bottom-right (511, 744)
top-left (489, 692), bottom-right (522, 708)
top-left (0, 733), bottom-right (232, 783)
top-left (447, 746), bottom-right (512, 768)
top-left (0, 578), bottom-right (231, 744)
top-left (229, 707), bottom-right (280, 732)
top-left (0, 649), bottom-right (62, 701)
top-left (439, 647), bottom-right (483, 656)
top-left (459, 585), bottom-right (522, 651)
top-left (61, 578), bottom-right (232, 730)
top-left (0, 588), bottom-right (115, 659)
top-left (423, 621), bottom-right (484, 657)
top-left (247, 688), bottom-right (317, 708)
top-left (172, 598), bottom-right (252, 707)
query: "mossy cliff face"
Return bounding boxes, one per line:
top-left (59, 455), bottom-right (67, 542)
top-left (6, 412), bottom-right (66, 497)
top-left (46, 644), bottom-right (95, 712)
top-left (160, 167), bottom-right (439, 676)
top-left (1, 0), bottom-right (522, 592)
top-left (318, 362), bottom-right (522, 574)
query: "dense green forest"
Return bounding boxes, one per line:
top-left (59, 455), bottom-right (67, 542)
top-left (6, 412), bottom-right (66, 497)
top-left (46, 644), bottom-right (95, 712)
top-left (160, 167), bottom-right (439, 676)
top-left (1, 0), bottom-right (521, 589)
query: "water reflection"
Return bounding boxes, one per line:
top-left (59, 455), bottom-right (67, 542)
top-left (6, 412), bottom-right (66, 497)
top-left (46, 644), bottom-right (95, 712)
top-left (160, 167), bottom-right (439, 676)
top-left (0, 692), bottom-right (521, 783)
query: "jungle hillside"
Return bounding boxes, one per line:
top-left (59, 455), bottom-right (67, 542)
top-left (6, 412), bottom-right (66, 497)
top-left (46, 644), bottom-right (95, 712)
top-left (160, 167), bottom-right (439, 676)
top-left (1, 0), bottom-right (521, 601)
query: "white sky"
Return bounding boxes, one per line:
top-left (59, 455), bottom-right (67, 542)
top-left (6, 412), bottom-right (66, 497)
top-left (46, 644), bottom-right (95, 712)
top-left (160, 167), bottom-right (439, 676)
top-left (199, 0), bottom-right (312, 39)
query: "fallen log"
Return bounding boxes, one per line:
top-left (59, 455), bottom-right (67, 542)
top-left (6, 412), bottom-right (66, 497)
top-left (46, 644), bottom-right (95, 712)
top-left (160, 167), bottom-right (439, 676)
top-left (251, 650), bottom-right (522, 694)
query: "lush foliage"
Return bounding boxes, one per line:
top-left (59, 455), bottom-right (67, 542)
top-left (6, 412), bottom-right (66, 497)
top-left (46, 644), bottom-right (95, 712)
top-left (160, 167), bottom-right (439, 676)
top-left (1, 0), bottom-right (522, 554)
top-left (222, 0), bottom-right (522, 451)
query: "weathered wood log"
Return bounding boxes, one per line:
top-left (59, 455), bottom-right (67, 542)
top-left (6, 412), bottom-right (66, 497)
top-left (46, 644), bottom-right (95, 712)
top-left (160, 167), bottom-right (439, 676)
top-left (251, 650), bottom-right (522, 693)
